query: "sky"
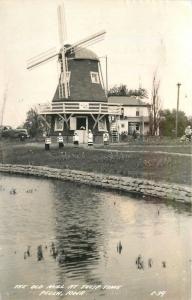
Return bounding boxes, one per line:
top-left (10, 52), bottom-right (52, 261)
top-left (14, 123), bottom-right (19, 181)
top-left (0, 0), bottom-right (192, 127)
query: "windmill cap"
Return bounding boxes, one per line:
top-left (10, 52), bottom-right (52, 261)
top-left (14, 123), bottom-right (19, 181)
top-left (63, 45), bottom-right (99, 61)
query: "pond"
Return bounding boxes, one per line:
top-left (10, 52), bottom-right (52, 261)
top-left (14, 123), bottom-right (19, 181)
top-left (0, 174), bottom-right (191, 300)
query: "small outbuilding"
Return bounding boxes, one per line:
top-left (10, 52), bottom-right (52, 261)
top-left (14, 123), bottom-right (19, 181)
top-left (108, 96), bottom-right (151, 136)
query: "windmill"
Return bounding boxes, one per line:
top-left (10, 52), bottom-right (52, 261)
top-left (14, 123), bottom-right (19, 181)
top-left (27, 3), bottom-right (106, 100)
top-left (26, 3), bottom-right (121, 143)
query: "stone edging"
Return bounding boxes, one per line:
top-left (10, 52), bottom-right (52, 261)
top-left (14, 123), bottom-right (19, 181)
top-left (0, 164), bottom-right (191, 204)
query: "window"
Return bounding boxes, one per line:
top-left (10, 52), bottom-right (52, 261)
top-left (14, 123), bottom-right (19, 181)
top-left (54, 117), bottom-right (64, 131)
top-left (98, 119), bottom-right (106, 131)
top-left (90, 72), bottom-right (100, 84)
top-left (121, 124), bottom-right (125, 128)
top-left (136, 110), bottom-right (140, 116)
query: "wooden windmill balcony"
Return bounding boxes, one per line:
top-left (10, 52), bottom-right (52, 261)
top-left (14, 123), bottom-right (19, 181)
top-left (38, 102), bottom-right (121, 115)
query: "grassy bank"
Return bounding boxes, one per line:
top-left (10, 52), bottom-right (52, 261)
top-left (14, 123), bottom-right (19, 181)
top-left (0, 140), bottom-right (191, 186)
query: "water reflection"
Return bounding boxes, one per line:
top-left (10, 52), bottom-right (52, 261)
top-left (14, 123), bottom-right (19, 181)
top-left (0, 174), bottom-right (191, 300)
top-left (52, 181), bottom-right (105, 284)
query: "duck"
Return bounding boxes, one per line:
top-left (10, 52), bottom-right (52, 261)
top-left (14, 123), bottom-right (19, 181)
top-left (148, 258), bottom-right (153, 268)
top-left (10, 188), bottom-right (16, 195)
top-left (37, 245), bottom-right (43, 261)
top-left (50, 242), bottom-right (58, 259)
top-left (136, 255), bottom-right (144, 270)
top-left (57, 250), bottom-right (66, 264)
top-left (117, 241), bottom-right (123, 254)
top-left (162, 261), bottom-right (166, 268)
top-left (27, 246), bottom-right (31, 257)
top-left (136, 255), bottom-right (142, 265)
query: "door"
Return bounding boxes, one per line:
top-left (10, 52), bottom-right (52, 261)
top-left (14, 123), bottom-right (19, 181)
top-left (76, 117), bottom-right (88, 144)
top-left (128, 122), bottom-right (140, 135)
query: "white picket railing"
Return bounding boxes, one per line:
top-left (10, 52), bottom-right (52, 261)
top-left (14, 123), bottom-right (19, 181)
top-left (38, 102), bottom-right (121, 115)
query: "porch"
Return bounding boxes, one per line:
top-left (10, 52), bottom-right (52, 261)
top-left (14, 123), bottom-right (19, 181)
top-left (38, 101), bottom-right (121, 144)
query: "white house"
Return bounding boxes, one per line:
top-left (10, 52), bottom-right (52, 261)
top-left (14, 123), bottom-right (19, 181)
top-left (108, 96), bottom-right (151, 135)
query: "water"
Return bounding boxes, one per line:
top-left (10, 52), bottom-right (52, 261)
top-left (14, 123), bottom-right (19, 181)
top-left (0, 174), bottom-right (191, 300)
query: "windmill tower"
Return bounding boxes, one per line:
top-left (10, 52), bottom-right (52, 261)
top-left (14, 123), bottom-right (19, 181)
top-left (27, 4), bottom-right (120, 143)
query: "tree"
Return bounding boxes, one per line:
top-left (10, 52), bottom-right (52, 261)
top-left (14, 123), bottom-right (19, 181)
top-left (23, 107), bottom-right (48, 137)
top-left (127, 88), bottom-right (148, 98)
top-left (149, 74), bottom-right (162, 135)
top-left (108, 84), bottom-right (148, 98)
top-left (159, 109), bottom-right (188, 137)
top-left (187, 116), bottom-right (192, 128)
top-left (108, 84), bottom-right (127, 96)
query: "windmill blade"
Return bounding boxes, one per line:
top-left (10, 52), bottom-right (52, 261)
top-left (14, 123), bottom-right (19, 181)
top-left (66, 30), bottom-right (106, 53)
top-left (27, 48), bottom-right (59, 70)
top-left (27, 47), bottom-right (57, 63)
top-left (72, 35), bottom-right (105, 56)
top-left (27, 53), bottom-right (58, 70)
top-left (57, 3), bottom-right (69, 98)
top-left (57, 3), bottom-right (67, 46)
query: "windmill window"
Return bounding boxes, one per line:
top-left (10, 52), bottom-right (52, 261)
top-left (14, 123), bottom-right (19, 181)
top-left (90, 72), bottom-right (100, 84)
top-left (54, 117), bottom-right (64, 131)
top-left (98, 118), bottom-right (106, 131)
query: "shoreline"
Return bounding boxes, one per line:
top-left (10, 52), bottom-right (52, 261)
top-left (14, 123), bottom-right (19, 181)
top-left (0, 163), bottom-right (191, 204)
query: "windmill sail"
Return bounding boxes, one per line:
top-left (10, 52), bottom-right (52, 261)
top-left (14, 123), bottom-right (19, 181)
top-left (27, 4), bottom-right (106, 101)
top-left (71, 35), bottom-right (105, 56)
top-left (57, 4), bottom-right (67, 45)
top-left (27, 48), bottom-right (58, 70)
top-left (57, 4), bottom-right (70, 99)
top-left (67, 30), bottom-right (106, 54)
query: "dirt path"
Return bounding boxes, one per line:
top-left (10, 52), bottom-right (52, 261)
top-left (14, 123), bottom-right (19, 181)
top-left (93, 148), bottom-right (192, 157)
top-left (23, 142), bottom-right (192, 157)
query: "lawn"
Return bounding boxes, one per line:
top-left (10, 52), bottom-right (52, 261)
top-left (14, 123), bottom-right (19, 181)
top-left (0, 140), bottom-right (191, 186)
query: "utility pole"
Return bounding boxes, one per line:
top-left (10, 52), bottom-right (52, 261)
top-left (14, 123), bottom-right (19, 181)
top-left (105, 55), bottom-right (108, 98)
top-left (175, 83), bottom-right (181, 138)
top-left (1, 86), bottom-right (8, 127)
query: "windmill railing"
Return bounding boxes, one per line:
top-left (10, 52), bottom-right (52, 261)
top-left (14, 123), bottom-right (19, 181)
top-left (38, 102), bottom-right (121, 115)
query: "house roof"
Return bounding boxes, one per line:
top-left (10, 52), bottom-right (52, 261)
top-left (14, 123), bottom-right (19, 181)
top-left (108, 96), bottom-right (150, 106)
top-left (65, 45), bottom-right (99, 61)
